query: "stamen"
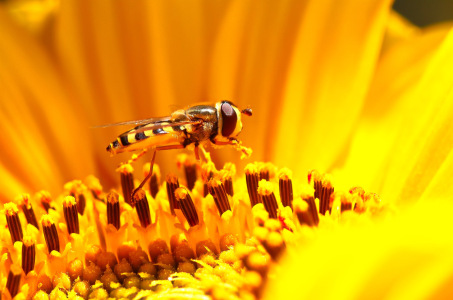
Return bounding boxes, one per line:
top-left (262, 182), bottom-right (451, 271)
top-left (257, 180), bottom-right (279, 219)
top-left (6, 265), bottom-right (22, 298)
top-left (166, 174), bottom-right (180, 215)
top-left (133, 189), bottom-right (151, 228)
top-left (221, 171), bottom-right (234, 197)
top-left (201, 162), bottom-right (217, 197)
top-left (144, 163), bottom-right (161, 199)
top-left (177, 154), bottom-right (198, 191)
top-left (36, 190), bottom-right (52, 212)
top-left (106, 191), bottom-right (120, 230)
top-left (4, 202), bottom-right (23, 244)
top-left (221, 163), bottom-right (236, 197)
top-left (85, 175), bottom-right (104, 201)
top-left (63, 196), bottom-right (80, 234)
top-left (278, 168), bottom-right (293, 208)
top-left (258, 163), bottom-right (270, 181)
top-left (335, 192), bottom-right (353, 212)
top-left (309, 170), bottom-right (334, 215)
top-left (245, 164), bottom-right (262, 206)
top-left (294, 198), bottom-right (316, 227)
top-left (174, 187), bottom-right (199, 227)
top-left (302, 196), bottom-right (319, 226)
top-left (41, 214), bottom-right (60, 253)
top-left (118, 164), bottom-right (135, 206)
top-left (349, 186), bottom-right (365, 199)
top-left (208, 179), bottom-right (231, 216)
top-left (15, 194), bottom-right (39, 229)
top-left (22, 235), bottom-right (36, 275)
top-left (65, 180), bottom-right (88, 215)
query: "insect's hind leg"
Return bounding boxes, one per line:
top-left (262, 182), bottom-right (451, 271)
top-left (131, 145), bottom-right (185, 200)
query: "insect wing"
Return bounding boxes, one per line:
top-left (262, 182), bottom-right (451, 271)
top-left (127, 119), bottom-right (203, 135)
top-left (93, 116), bottom-right (172, 128)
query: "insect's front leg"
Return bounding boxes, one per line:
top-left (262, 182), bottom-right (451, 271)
top-left (212, 139), bottom-right (252, 159)
top-left (194, 143), bottom-right (212, 163)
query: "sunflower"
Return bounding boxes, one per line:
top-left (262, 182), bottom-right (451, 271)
top-left (1, 0), bottom-right (453, 299)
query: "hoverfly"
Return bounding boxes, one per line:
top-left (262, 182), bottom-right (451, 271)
top-left (102, 101), bottom-right (252, 196)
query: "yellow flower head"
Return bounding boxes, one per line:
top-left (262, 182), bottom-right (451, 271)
top-left (1, 0), bottom-right (453, 299)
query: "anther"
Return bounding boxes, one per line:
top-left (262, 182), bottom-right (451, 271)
top-left (278, 168), bottom-right (293, 208)
top-left (6, 265), bottom-right (22, 298)
top-left (208, 179), bottom-right (231, 216)
top-left (302, 196), bottom-right (319, 226)
top-left (349, 186), bottom-right (365, 199)
top-left (166, 174), bottom-right (180, 215)
top-left (133, 189), bottom-right (151, 228)
top-left (106, 191), bottom-right (120, 230)
top-left (36, 190), bottom-right (52, 212)
top-left (15, 194), bottom-right (39, 229)
top-left (245, 164), bottom-right (262, 207)
top-left (22, 235), bottom-right (36, 275)
top-left (258, 163), bottom-right (270, 181)
top-left (85, 175), bottom-right (104, 201)
top-left (144, 163), bottom-right (161, 198)
top-left (257, 180), bottom-right (279, 219)
top-left (221, 172), bottom-right (234, 197)
top-left (201, 162), bottom-right (217, 197)
top-left (222, 163), bottom-right (236, 197)
top-left (118, 164), bottom-right (135, 206)
top-left (177, 154), bottom-right (198, 191)
top-left (65, 180), bottom-right (88, 215)
top-left (309, 170), bottom-right (334, 215)
top-left (63, 196), bottom-right (80, 234)
top-left (41, 214), bottom-right (60, 253)
top-left (4, 202), bottom-right (23, 244)
top-left (175, 187), bottom-right (199, 227)
top-left (294, 198), bottom-right (316, 227)
top-left (334, 192), bottom-right (353, 212)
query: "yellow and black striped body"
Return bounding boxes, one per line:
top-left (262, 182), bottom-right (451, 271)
top-left (107, 121), bottom-right (184, 154)
top-left (106, 101), bottom-right (248, 156)
top-left (106, 105), bottom-right (219, 155)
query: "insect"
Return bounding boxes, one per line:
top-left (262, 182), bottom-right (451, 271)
top-left (102, 100), bottom-right (252, 197)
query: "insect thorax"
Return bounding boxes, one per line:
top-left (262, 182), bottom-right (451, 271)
top-left (181, 105), bottom-right (218, 145)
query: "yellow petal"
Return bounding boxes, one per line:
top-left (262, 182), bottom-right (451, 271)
top-left (266, 199), bottom-right (453, 299)
top-left (338, 26), bottom-right (453, 204)
top-left (272, 0), bottom-right (392, 175)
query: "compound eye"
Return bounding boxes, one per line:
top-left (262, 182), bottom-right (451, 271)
top-left (221, 102), bottom-right (238, 137)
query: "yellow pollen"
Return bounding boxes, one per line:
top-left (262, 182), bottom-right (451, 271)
top-left (278, 168), bottom-right (292, 180)
top-left (117, 163), bottom-right (134, 174)
top-left (4, 202), bottom-right (19, 216)
top-left (63, 195), bottom-right (77, 207)
top-left (40, 214), bottom-right (54, 227)
top-left (175, 187), bottom-right (189, 201)
top-left (257, 180), bottom-right (274, 196)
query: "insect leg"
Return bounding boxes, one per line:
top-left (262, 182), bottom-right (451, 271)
top-left (198, 144), bottom-right (212, 163)
top-left (212, 139), bottom-right (252, 158)
top-left (194, 144), bottom-right (200, 161)
top-left (131, 145), bottom-right (185, 199)
top-left (126, 148), bottom-right (148, 165)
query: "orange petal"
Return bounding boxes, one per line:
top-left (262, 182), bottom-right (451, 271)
top-left (0, 9), bottom-right (96, 198)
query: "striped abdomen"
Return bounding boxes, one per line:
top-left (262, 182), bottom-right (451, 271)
top-left (107, 122), bottom-right (182, 154)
